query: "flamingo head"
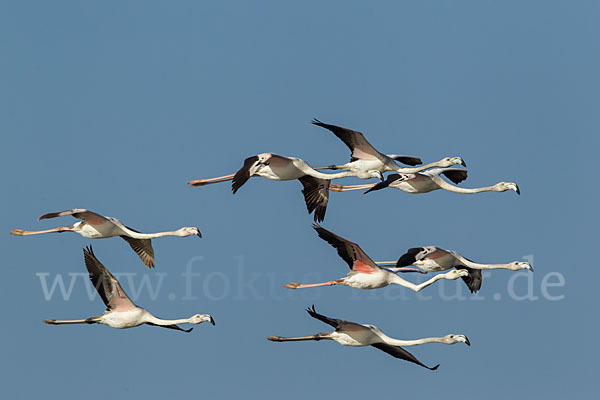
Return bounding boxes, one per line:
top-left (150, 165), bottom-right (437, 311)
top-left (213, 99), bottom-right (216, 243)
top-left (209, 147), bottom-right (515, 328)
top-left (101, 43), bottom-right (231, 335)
top-left (508, 261), bottom-right (533, 272)
top-left (443, 334), bottom-right (470, 346)
top-left (178, 227), bottom-right (202, 237)
top-left (257, 153), bottom-right (273, 165)
top-left (494, 182), bottom-right (520, 195)
top-left (368, 170), bottom-right (384, 180)
top-left (439, 157), bottom-right (466, 168)
top-left (190, 314), bottom-right (215, 325)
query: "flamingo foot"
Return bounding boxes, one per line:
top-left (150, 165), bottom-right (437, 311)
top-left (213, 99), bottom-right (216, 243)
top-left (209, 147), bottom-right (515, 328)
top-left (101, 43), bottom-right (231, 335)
top-left (284, 282), bottom-right (301, 289)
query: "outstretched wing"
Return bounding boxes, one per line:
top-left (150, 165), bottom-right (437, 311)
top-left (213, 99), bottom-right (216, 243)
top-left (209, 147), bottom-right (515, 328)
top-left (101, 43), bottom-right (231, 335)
top-left (440, 169), bottom-right (468, 184)
top-left (232, 155), bottom-right (260, 194)
top-left (457, 266), bottom-right (482, 293)
top-left (299, 176), bottom-right (330, 222)
top-left (313, 224), bottom-right (379, 273)
top-left (306, 305), bottom-right (343, 329)
top-left (39, 209), bottom-right (109, 225)
top-left (312, 119), bottom-right (384, 162)
top-left (395, 247), bottom-right (433, 268)
top-left (422, 168), bottom-right (468, 185)
top-left (146, 322), bottom-right (193, 333)
top-left (83, 246), bottom-right (136, 312)
top-left (120, 226), bottom-right (155, 268)
top-left (386, 154), bottom-right (423, 166)
top-left (371, 343), bottom-right (440, 370)
top-left (364, 173), bottom-right (414, 194)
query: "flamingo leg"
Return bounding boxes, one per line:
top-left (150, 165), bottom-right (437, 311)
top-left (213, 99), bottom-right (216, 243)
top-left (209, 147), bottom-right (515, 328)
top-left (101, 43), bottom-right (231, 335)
top-left (10, 226), bottom-right (74, 236)
top-left (329, 184), bottom-right (375, 192)
top-left (188, 173), bottom-right (235, 187)
top-left (268, 333), bottom-right (332, 342)
top-left (312, 165), bottom-right (344, 170)
top-left (384, 267), bottom-right (428, 274)
top-left (44, 316), bottom-right (100, 325)
top-left (284, 280), bottom-right (345, 289)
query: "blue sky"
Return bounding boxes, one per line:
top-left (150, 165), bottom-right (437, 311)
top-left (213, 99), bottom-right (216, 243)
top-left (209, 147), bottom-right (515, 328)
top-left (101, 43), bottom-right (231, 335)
top-left (0, 1), bottom-right (596, 399)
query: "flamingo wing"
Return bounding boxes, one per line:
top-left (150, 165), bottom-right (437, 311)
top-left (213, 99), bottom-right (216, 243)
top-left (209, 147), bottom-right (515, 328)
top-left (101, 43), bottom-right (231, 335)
top-left (83, 246), bottom-right (136, 312)
top-left (146, 322), bottom-right (193, 333)
top-left (395, 247), bottom-right (442, 268)
top-left (232, 155), bottom-right (260, 194)
top-left (386, 154), bottom-right (423, 166)
top-left (38, 209), bottom-right (109, 225)
top-left (364, 173), bottom-right (414, 194)
top-left (371, 343), bottom-right (440, 370)
top-left (306, 305), bottom-right (343, 329)
top-left (312, 119), bottom-right (384, 162)
top-left (440, 168), bottom-right (468, 184)
top-left (120, 226), bottom-right (155, 268)
top-left (299, 176), bottom-right (330, 222)
top-left (457, 266), bottom-right (482, 293)
top-left (313, 224), bottom-right (379, 273)
top-left (422, 168), bottom-right (468, 184)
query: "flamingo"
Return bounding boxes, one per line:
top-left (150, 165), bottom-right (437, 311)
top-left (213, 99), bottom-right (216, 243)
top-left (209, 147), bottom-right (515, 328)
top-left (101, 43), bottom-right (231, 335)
top-left (268, 306), bottom-right (469, 370)
top-left (284, 224), bottom-right (469, 291)
top-left (188, 153), bottom-right (379, 222)
top-left (329, 168), bottom-right (520, 195)
top-left (44, 246), bottom-right (215, 331)
top-left (376, 246), bottom-right (534, 293)
top-left (311, 119), bottom-right (466, 177)
top-left (10, 209), bottom-right (201, 268)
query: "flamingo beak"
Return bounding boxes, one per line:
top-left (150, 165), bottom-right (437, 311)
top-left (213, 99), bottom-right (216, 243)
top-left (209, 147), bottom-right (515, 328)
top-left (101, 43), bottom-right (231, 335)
top-left (196, 230), bottom-right (202, 238)
top-left (515, 184), bottom-right (521, 195)
top-left (464, 336), bottom-right (471, 346)
top-left (460, 159), bottom-right (467, 167)
top-left (210, 316), bottom-right (215, 326)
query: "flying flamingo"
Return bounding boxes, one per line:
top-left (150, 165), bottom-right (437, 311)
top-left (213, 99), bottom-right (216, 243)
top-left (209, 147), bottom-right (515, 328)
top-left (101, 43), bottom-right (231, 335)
top-left (10, 209), bottom-right (201, 268)
top-left (283, 224), bottom-right (469, 291)
top-left (268, 306), bottom-right (469, 370)
top-left (44, 246), bottom-right (214, 331)
top-left (188, 153), bottom-right (379, 222)
top-left (376, 246), bottom-right (534, 293)
top-left (329, 168), bottom-right (520, 195)
top-left (311, 119), bottom-right (466, 177)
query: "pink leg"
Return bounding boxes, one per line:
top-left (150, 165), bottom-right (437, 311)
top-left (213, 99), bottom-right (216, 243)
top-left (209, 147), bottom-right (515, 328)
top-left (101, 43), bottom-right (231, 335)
top-left (284, 280), bottom-right (345, 289)
top-left (329, 184), bottom-right (375, 192)
top-left (10, 226), bottom-right (74, 236)
top-left (188, 173), bottom-right (235, 187)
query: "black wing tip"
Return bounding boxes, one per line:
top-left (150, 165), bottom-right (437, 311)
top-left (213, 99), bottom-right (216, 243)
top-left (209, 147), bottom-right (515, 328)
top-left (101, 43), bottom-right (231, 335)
top-left (184, 327), bottom-right (194, 333)
top-left (306, 305), bottom-right (320, 318)
top-left (395, 248), bottom-right (422, 268)
top-left (83, 245), bottom-right (94, 257)
top-left (38, 213), bottom-right (52, 221)
top-left (391, 155), bottom-right (423, 166)
top-left (311, 118), bottom-right (324, 125)
top-left (430, 364), bottom-right (440, 371)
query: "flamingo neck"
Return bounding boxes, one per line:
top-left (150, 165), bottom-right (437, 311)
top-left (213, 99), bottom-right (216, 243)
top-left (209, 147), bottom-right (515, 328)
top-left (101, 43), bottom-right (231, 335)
top-left (435, 179), bottom-right (499, 194)
top-left (453, 253), bottom-right (514, 270)
top-left (379, 333), bottom-right (446, 347)
top-left (123, 228), bottom-right (188, 239)
top-left (143, 314), bottom-right (191, 326)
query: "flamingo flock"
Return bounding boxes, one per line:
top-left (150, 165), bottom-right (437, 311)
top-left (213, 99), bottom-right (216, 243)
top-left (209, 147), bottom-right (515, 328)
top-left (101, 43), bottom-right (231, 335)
top-left (10, 118), bottom-right (531, 370)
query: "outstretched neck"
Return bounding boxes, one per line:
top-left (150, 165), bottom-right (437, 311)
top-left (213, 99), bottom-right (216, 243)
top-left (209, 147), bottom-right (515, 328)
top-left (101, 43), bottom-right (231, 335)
top-left (143, 313), bottom-right (191, 326)
top-left (452, 252), bottom-right (512, 270)
top-left (379, 333), bottom-right (446, 347)
top-left (294, 159), bottom-right (361, 180)
top-left (122, 228), bottom-right (187, 239)
top-left (435, 179), bottom-right (498, 194)
top-left (304, 167), bottom-right (360, 180)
